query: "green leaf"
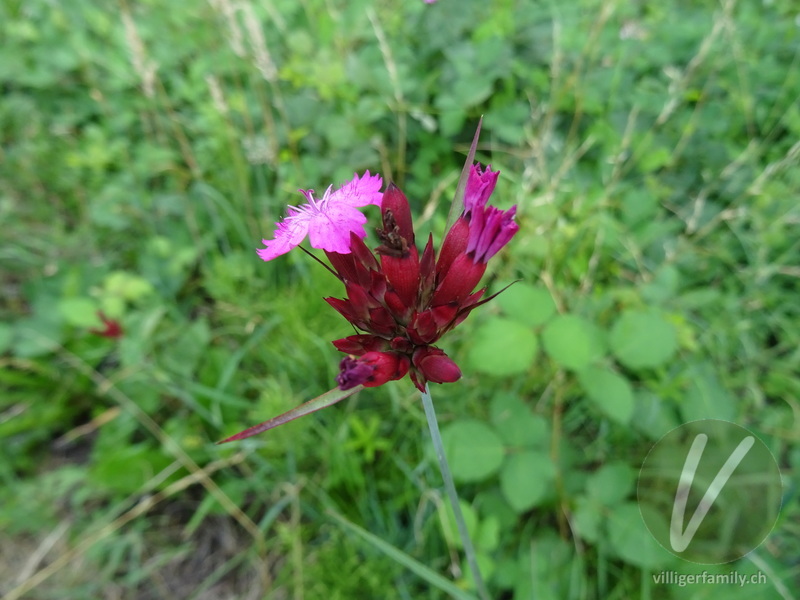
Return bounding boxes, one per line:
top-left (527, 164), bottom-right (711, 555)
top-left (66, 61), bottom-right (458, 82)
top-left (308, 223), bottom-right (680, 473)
top-left (496, 283), bottom-right (556, 327)
top-left (161, 318), bottom-right (211, 378)
top-left (631, 391), bottom-right (681, 440)
top-left (489, 392), bottom-right (549, 448)
top-left (0, 323), bottom-right (14, 354)
top-left (641, 265), bottom-right (680, 303)
top-left (466, 317), bottom-right (538, 376)
top-left (438, 498), bottom-right (477, 550)
top-left (541, 314), bottom-right (605, 370)
top-left (572, 497), bottom-right (601, 543)
top-left (500, 450), bottom-right (555, 513)
top-left (679, 362), bottom-right (736, 422)
top-left (585, 462), bottom-right (635, 505)
top-left (607, 503), bottom-right (671, 569)
top-left (441, 420), bottom-right (504, 483)
top-left (609, 310), bottom-right (678, 369)
top-left (606, 502), bottom-right (673, 569)
top-left (59, 297), bottom-right (98, 327)
top-left (89, 444), bottom-right (171, 495)
top-left (104, 270), bottom-right (154, 301)
top-left (577, 366), bottom-right (635, 425)
top-left (14, 316), bottom-right (62, 358)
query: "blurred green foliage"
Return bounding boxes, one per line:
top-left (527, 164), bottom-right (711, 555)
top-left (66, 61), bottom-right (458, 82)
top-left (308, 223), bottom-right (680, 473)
top-left (1, 0), bottom-right (798, 598)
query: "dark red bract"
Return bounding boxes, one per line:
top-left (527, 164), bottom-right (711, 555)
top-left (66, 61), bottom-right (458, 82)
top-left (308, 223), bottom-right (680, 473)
top-left (325, 167), bottom-right (518, 391)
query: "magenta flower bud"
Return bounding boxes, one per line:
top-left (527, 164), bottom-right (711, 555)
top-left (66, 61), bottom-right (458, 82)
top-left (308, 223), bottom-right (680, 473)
top-left (464, 164), bottom-right (500, 214)
top-left (337, 351), bottom-right (410, 390)
top-left (466, 204), bottom-right (519, 264)
top-left (336, 356), bottom-right (374, 390)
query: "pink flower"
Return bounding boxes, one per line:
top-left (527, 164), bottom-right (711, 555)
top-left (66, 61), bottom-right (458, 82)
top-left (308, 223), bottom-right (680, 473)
top-left (257, 171), bottom-right (383, 260)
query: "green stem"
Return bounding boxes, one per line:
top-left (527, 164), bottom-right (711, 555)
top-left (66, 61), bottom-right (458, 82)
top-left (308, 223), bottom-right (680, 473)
top-left (420, 384), bottom-right (490, 600)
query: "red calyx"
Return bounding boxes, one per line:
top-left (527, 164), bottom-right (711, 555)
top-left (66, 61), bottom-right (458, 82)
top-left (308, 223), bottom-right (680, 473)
top-left (410, 346), bottom-right (461, 391)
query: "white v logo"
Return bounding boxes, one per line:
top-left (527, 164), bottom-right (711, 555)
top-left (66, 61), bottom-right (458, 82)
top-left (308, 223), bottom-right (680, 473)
top-left (670, 433), bottom-right (755, 552)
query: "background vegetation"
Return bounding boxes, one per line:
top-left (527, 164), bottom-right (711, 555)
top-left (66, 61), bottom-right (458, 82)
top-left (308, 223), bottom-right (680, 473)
top-left (1, 0), bottom-right (798, 598)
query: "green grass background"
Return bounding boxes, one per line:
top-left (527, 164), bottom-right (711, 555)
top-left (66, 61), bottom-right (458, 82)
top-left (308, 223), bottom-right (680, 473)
top-left (1, 0), bottom-right (798, 598)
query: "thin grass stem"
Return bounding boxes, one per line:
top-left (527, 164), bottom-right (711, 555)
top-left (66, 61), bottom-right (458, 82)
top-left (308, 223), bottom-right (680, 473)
top-left (420, 384), bottom-right (490, 600)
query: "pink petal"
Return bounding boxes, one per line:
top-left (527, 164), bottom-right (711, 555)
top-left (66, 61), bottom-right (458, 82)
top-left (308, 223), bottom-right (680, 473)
top-left (256, 211), bottom-right (310, 261)
top-left (330, 170), bottom-right (384, 207)
top-left (256, 172), bottom-right (383, 260)
top-left (307, 202), bottom-right (368, 253)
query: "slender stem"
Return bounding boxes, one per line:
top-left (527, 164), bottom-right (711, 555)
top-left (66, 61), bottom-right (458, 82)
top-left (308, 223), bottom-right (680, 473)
top-left (420, 384), bottom-right (490, 600)
top-left (298, 245), bottom-right (340, 279)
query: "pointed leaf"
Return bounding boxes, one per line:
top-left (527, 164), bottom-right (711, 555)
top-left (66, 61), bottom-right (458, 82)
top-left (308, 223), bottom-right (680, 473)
top-left (217, 385), bottom-right (364, 443)
top-left (445, 116), bottom-right (483, 233)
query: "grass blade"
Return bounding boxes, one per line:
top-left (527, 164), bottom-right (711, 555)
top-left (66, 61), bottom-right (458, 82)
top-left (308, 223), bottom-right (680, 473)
top-left (327, 509), bottom-right (479, 600)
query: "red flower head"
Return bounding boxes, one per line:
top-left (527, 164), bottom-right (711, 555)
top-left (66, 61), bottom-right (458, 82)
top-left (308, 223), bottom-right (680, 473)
top-left (324, 164), bottom-right (518, 391)
top-left (89, 311), bottom-right (124, 339)
top-left (219, 154), bottom-right (519, 443)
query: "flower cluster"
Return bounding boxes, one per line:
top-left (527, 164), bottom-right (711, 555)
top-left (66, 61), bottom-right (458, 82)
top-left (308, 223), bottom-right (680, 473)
top-left (258, 165), bottom-right (518, 392)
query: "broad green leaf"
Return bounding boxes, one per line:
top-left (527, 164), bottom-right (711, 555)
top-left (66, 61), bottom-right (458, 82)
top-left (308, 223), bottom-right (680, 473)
top-left (578, 366), bottom-right (635, 424)
top-left (512, 536), bottom-right (574, 600)
top-left (496, 283), bottom-right (556, 327)
top-left (59, 297), bottom-right (98, 327)
top-left (641, 265), bottom-right (680, 303)
top-left (438, 498), bottom-right (477, 550)
top-left (631, 391), bottom-right (681, 440)
top-left (541, 314), bottom-right (605, 370)
top-left (586, 462), bottom-right (635, 505)
top-left (489, 392), bottom-right (549, 448)
top-left (441, 420), bottom-right (504, 483)
top-left (104, 271), bottom-right (154, 301)
top-left (610, 310), bottom-right (677, 369)
top-left (500, 450), bottom-right (555, 513)
top-left (679, 362), bottom-right (736, 422)
top-left (608, 503), bottom-right (671, 569)
top-left (466, 317), bottom-right (537, 376)
top-left (572, 497), bottom-right (601, 543)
